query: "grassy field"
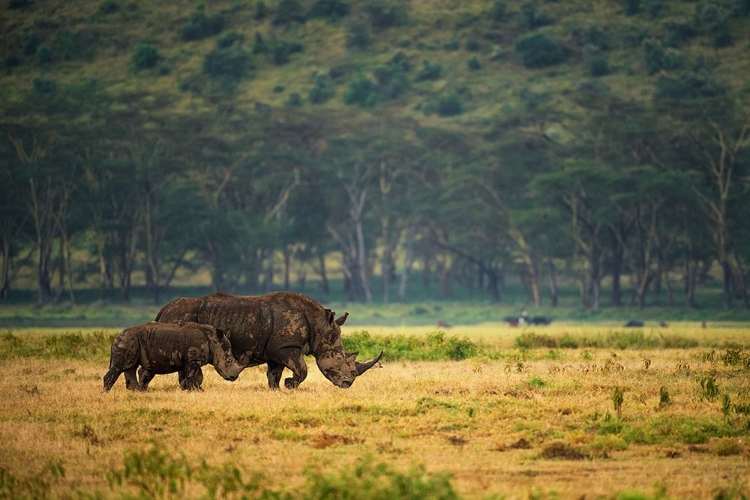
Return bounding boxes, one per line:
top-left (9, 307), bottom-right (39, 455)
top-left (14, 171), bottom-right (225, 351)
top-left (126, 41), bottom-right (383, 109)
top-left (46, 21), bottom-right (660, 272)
top-left (1, 322), bottom-right (749, 499)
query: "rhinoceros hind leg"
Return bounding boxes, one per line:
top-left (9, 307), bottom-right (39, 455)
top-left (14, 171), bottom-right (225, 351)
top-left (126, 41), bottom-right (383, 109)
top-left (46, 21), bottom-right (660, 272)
top-left (123, 367), bottom-right (140, 391)
top-left (266, 362), bottom-right (284, 389)
top-left (138, 368), bottom-right (155, 391)
top-left (103, 367), bottom-right (122, 392)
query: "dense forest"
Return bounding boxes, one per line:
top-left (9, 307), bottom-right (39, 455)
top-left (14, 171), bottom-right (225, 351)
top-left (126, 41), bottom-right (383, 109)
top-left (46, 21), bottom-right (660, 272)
top-left (1, 0), bottom-right (749, 310)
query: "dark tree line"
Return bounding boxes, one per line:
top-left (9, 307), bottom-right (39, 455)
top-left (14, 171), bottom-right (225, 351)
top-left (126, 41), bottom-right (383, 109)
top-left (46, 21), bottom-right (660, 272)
top-left (1, 78), bottom-right (749, 309)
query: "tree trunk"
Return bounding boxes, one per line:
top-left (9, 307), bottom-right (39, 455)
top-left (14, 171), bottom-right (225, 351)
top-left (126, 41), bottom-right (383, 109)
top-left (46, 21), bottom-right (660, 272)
top-left (397, 221), bottom-right (418, 302)
top-left (548, 260), bottom-right (558, 307)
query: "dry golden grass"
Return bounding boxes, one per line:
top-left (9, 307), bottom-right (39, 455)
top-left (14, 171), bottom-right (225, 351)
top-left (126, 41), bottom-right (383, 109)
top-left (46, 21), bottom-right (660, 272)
top-left (1, 323), bottom-right (749, 499)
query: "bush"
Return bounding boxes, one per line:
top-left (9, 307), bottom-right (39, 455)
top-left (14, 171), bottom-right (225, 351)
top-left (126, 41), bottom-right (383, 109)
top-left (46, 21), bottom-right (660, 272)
top-left (37, 44), bottom-right (53, 64)
top-left (467, 56), bottom-right (481, 71)
top-left (364, 1), bottom-right (408, 30)
top-left (586, 54), bottom-right (610, 76)
top-left (132, 43), bottom-right (160, 70)
top-left (32, 77), bottom-right (57, 94)
top-left (309, 0), bottom-right (351, 21)
top-left (573, 24), bottom-right (612, 51)
top-left (269, 39), bottom-right (304, 65)
top-left (436, 91), bottom-right (463, 116)
top-left (180, 8), bottom-right (225, 41)
top-left (203, 48), bottom-right (251, 81)
top-left (99, 0), bottom-right (120, 14)
top-left (346, 21), bottom-right (372, 49)
top-left (643, 40), bottom-right (683, 74)
top-left (55, 28), bottom-right (97, 61)
top-left (519, 0), bottom-right (553, 31)
top-left (273, 0), bottom-right (307, 25)
top-left (308, 75), bottom-right (335, 104)
top-left (216, 30), bottom-right (242, 49)
top-left (490, 1), bottom-right (507, 22)
top-left (344, 74), bottom-right (378, 107)
top-left (622, 0), bottom-right (640, 16)
top-left (415, 60), bottom-right (441, 81)
top-left (3, 55), bottom-right (21, 73)
top-left (653, 72), bottom-right (727, 101)
top-left (20, 28), bottom-right (41, 56)
top-left (287, 92), bottom-right (302, 106)
top-left (514, 32), bottom-right (567, 68)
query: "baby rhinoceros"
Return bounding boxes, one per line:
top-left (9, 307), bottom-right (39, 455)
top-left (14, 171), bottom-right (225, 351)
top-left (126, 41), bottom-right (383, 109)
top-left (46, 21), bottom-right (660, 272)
top-left (103, 321), bottom-right (244, 392)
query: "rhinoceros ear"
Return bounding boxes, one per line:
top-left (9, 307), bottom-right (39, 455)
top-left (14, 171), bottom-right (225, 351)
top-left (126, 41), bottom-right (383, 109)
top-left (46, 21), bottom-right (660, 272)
top-left (325, 308), bottom-right (335, 325)
top-left (335, 312), bottom-right (349, 326)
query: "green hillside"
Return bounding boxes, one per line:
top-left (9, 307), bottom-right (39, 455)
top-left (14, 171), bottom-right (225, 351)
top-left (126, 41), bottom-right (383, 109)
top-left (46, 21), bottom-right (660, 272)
top-left (1, 0), bottom-right (750, 311)
top-left (4, 0), bottom-right (749, 125)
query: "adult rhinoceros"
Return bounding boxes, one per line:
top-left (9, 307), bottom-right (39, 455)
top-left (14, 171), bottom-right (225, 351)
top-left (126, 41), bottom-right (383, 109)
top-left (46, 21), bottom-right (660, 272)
top-left (155, 291), bottom-right (382, 389)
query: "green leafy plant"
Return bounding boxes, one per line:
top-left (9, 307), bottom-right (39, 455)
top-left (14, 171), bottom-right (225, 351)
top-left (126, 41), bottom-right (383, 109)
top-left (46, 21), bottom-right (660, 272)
top-left (613, 387), bottom-right (624, 419)
top-left (699, 376), bottom-right (720, 402)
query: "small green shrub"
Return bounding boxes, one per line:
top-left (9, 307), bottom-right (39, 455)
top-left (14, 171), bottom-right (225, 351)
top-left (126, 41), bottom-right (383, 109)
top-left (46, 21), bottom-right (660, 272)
top-left (364, 1), bottom-right (408, 30)
top-left (490, 1), bottom-right (507, 22)
top-left (415, 60), bottom-right (442, 81)
top-left (287, 92), bottom-right (302, 106)
top-left (20, 27), bottom-right (41, 56)
top-left (699, 376), bottom-right (720, 402)
top-left (643, 40), bottom-right (684, 74)
top-left (514, 33), bottom-right (567, 68)
top-left (273, 0), bottom-right (307, 25)
top-left (344, 74), bottom-right (377, 107)
top-left (467, 56), bottom-right (481, 71)
top-left (586, 54), bottom-right (610, 76)
top-left (203, 48), bottom-right (251, 81)
top-left (132, 43), bottom-right (160, 70)
top-left (3, 55), bottom-right (22, 73)
top-left (32, 77), bottom-right (57, 94)
top-left (653, 72), bottom-right (728, 101)
top-left (99, 0), bottom-right (120, 14)
top-left (180, 8), bottom-right (225, 41)
top-left (436, 91), bottom-right (463, 116)
top-left (519, 0), bottom-right (552, 31)
top-left (55, 28), bottom-right (97, 61)
top-left (308, 75), bottom-right (335, 104)
top-left (346, 21), bottom-right (372, 49)
top-left (309, 0), bottom-right (351, 21)
top-left (622, 0), bottom-right (641, 15)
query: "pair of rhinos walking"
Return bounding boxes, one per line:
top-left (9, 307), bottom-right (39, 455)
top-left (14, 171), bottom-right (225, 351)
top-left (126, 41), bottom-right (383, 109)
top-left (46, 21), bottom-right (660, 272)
top-left (103, 291), bottom-right (383, 392)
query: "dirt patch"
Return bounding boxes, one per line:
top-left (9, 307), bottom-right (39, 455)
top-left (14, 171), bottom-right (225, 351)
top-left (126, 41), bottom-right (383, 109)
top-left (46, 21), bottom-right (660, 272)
top-left (541, 441), bottom-right (587, 460)
top-left (309, 432), bottom-right (364, 449)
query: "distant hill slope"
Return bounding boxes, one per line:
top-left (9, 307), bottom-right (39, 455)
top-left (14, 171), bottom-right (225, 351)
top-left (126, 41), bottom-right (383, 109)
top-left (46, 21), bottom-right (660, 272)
top-left (2, 0), bottom-right (748, 129)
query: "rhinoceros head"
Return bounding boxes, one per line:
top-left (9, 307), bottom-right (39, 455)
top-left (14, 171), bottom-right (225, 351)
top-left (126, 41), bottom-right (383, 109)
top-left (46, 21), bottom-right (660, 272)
top-left (203, 326), bottom-right (244, 382)
top-left (314, 310), bottom-right (383, 388)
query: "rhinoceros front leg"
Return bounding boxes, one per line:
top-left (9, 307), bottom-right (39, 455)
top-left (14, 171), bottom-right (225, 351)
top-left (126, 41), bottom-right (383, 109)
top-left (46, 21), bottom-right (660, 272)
top-left (178, 368), bottom-right (203, 389)
top-left (273, 347), bottom-right (308, 389)
top-left (179, 362), bottom-right (204, 391)
top-left (266, 361), bottom-right (284, 389)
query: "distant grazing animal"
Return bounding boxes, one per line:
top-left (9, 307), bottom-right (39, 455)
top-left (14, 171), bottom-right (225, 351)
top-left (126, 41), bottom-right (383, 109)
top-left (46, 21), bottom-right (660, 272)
top-left (624, 319), bottom-right (645, 327)
top-left (436, 320), bottom-right (453, 328)
top-left (103, 321), bottom-right (243, 392)
top-left (504, 315), bottom-right (552, 326)
top-left (155, 291), bottom-right (383, 389)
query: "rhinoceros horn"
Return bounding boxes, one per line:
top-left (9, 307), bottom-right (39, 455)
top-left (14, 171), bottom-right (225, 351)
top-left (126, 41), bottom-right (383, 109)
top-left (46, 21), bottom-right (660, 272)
top-left (355, 350), bottom-right (383, 376)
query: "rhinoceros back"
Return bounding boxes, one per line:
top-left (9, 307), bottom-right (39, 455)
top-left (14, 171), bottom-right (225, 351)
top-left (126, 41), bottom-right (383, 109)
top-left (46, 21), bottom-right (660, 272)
top-left (155, 292), bottom-right (307, 366)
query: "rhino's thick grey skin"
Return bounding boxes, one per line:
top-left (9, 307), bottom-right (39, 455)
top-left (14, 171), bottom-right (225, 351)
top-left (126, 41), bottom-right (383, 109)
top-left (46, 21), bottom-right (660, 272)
top-left (102, 321), bottom-right (244, 392)
top-left (155, 291), bottom-right (383, 389)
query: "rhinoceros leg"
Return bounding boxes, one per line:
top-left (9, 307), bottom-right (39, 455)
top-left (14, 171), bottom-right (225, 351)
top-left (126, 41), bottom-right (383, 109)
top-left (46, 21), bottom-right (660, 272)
top-left (178, 369), bottom-right (203, 389)
top-left (103, 367), bottom-right (122, 392)
top-left (266, 362), bottom-right (284, 389)
top-left (123, 367), bottom-right (140, 391)
top-left (138, 367), bottom-right (155, 391)
top-left (180, 362), bottom-right (204, 391)
top-left (272, 347), bottom-right (308, 389)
